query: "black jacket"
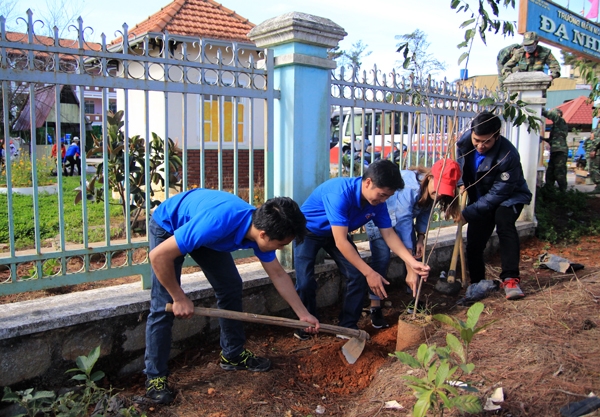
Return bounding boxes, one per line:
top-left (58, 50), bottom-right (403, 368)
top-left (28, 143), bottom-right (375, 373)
top-left (457, 130), bottom-right (532, 223)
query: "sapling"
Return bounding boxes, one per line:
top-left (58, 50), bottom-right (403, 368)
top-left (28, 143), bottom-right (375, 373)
top-left (391, 301), bottom-right (495, 417)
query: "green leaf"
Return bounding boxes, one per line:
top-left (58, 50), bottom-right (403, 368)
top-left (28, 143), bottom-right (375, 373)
top-left (457, 52), bottom-right (469, 65)
top-left (460, 362), bottom-right (476, 374)
top-left (446, 333), bottom-right (466, 363)
top-left (478, 97), bottom-right (496, 107)
top-left (466, 302), bottom-right (484, 329)
top-left (460, 18), bottom-right (476, 28)
top-left (413, 391), bottom-right (433, 417)
top-left (90, 370), bottom-right (105, 382)
top-left (433, 314), bottom-right (460, 331)
top-left (70, 374), bottom-right (88, 381)
top-left (435, 361), bottom-right (450, 387)
top-left (32, 390), bottom-right (56, 400)
top-left (392, 351), bottom-right (421, 368)
top-left (460, 328), bottom-right (474, 344)
top-left (453, 394), bottom-right (483, 412)
top-left (416, 343), bottom-right (429, 364)
top-left (427, 363), bottom-right (438, 382)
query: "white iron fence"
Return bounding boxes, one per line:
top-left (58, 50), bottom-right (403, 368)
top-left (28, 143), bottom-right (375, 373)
top-left (0, 11), bottom-right (277, 295)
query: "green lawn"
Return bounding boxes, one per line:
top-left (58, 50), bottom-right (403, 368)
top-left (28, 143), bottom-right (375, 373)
top-left (0, 176), bottom-right (125, 250)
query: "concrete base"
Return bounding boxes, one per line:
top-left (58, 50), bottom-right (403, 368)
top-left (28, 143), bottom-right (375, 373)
top-left (0, 222), bottom-right (536, 390)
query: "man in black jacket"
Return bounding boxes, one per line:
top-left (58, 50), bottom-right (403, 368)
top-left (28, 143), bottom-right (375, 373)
top-left (456, 112), bottom-right (532, 300)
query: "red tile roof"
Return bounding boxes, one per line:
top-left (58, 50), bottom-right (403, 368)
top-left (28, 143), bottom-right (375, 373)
top-left (545, 95), bottom-right (593, 126)
top-left (117, 0), bottom-right (255, 43)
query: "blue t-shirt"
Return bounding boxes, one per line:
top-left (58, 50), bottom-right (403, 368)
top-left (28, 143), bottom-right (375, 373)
top-left (301, 177), bottom-right (392, 236)
top-left (65, 143), bottom-right (80, 158)
top-left (152, 189), bottom-right (276, 262)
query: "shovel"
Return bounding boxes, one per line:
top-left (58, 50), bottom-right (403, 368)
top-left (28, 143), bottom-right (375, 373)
top-left (435, 192), bottom-right (467, 296)
top-left (165, 303), bottom-right (370, 365)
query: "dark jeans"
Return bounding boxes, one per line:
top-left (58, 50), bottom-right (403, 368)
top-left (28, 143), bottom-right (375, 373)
top-left (466, 204), bottom-right (524, 283)
top-left (144, 218), bottom-right (245, 379)
top-left (294, 232), bottom-right (366, 329)
top-left (368, 237), bottom-right (391, 301)
top-left (64, 156), bottom-right (81, 176)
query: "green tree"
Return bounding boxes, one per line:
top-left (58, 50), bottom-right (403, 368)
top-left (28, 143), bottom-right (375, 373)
top-left (395, 29), bottom-right (447, 78)
top-left (338, 40), bottom-right (372, 69)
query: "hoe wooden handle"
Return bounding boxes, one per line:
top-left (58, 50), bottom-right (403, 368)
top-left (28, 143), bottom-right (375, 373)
top-left (165, 303), bottom-right (370, 341)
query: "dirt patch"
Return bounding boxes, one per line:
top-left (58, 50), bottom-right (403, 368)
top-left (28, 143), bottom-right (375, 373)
top-left (109, 234), bottom-right (600, 417)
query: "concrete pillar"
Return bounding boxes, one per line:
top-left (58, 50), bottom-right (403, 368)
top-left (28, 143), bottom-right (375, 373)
top-left (249, 13), bottom-right (346, 267)
top-left (502, 72), bottom-right (552, 222)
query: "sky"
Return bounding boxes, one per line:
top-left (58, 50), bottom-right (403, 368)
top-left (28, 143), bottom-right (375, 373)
top-left (12, 0), bottom-right (581, 81)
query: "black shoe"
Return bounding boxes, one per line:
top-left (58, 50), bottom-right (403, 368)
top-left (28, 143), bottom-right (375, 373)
top-left (370, 307), bottom-right (390, 329)
top-left (219, 349), bottom-right (271, 372)
top-left (293, 329), bottom-right (311, 341)
top-left (145, 376), bottom-right (175, 404)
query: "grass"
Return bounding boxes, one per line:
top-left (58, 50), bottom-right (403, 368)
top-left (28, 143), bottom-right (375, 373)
top-left (0, 176), bottom-right (124, 250)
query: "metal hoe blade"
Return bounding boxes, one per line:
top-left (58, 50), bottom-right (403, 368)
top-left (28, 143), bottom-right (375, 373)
top-left (341, 337), bottom-right (366, 365)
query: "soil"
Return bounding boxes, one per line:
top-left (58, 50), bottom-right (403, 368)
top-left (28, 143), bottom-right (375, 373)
top-left (109, 233), bottom-right (600, 417)
top-left (4, 202), bottom-right (600, 416)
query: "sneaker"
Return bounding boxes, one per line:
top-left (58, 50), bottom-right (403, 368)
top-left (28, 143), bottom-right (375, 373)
top-left (502, 278), bottom-right (525, 300)
top-left (293, 329), bottom-right (310, 341)
top-left (219, 349), bottom-right (271, 372)
top-left (145, 376), bottom-right (175, 404)
top-left (370, 307), bottom-right (390, 329)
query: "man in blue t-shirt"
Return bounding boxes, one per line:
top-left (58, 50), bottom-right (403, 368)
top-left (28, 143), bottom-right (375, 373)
top-left (293, 160), bottom-right (430, 340)
top-left (63, 137), bottom-right (81, 176)
top-left (144, 189), bottom-right (319, 404)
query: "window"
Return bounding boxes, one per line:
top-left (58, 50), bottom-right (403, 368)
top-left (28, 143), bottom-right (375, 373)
top-left (203, 99), bottom-right (244, 143)
top-left (108, 101), bottom-right (117, 113)
top-left (84, 100), bottom-right (95, 114)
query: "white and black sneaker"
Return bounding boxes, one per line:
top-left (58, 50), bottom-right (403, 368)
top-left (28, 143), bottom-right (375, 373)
top-left (370, 307), bottom-right (390, 329)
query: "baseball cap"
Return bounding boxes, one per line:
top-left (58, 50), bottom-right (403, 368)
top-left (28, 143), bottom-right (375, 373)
top-left (73, 137), bottom-right (80, 142)
top-left (523, 32), bottom-right (539, 46)
top-left (431, 159), bottom-right (461, 198)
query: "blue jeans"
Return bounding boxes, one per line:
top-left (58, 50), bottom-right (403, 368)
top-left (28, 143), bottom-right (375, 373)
top-left (144, 218), bottom-right (245, 379)
top-left (368, 237), bottom-right (391, 301)
top-left (293, 232), bottom-right (366, 329)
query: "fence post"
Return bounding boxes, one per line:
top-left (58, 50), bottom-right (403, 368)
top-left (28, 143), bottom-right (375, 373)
top-left (249, 13), bottom-right (346, 267)
top-left (503, 72), bottom-right (552, 222)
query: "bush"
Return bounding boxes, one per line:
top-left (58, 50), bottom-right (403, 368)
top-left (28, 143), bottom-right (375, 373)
top-left (535, 186), bottom-right (600, 243)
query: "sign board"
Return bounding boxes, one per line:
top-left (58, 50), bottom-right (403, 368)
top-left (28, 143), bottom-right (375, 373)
top-left (519, 0), bottom-right (600, 61)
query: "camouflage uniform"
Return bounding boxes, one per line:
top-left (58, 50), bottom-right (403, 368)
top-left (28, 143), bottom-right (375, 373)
top-left (502, 32), bottom-right (561, 79)
top-left (586, 131), bottom-right (600, 192)
top-left (496, 43), bottom-right (521, 87)
top-left (542, 109), bottom-right (569, 192)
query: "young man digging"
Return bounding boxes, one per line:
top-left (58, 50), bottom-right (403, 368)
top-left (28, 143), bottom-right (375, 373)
top-left (293, 159), bottom-right (430, 340)
top-left (144, 189), bottom-right (319, 404)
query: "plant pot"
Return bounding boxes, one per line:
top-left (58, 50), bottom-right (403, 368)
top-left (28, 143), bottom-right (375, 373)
top-left (395, 314), bottom-right (437, 352)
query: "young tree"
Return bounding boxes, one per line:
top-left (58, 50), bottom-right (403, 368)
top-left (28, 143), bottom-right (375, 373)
top-left (32, 0), bottom-right (87, 39)
top-left (337, 40), bottom-right (372, 70)
top-left (395, 29), bottom-right (447, 78)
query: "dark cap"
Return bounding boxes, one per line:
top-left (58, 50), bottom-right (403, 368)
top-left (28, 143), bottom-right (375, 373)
top-left (523, 32), bottom-right (539, 46)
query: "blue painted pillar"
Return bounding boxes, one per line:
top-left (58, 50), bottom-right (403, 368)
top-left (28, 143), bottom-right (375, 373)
top-left (249, 13), bottom-right (346, 267)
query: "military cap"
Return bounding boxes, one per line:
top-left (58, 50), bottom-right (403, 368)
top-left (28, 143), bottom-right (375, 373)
top-left (523, 32), bottom-right (539, 46)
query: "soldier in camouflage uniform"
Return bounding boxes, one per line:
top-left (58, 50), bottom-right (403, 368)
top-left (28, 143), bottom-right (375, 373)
top-left (542, 108), bottom-right (569, 192)
top-left (502, 32), bottom-right (561, 79)
top-left (586, 130), bottom-right (600, 193)
top-left (496, 43), bottom-right (521, 87)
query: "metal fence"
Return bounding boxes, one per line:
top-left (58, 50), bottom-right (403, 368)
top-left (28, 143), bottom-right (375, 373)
top-left (0, 11), bottom-right (276, 295)
top-left (328, 66), bottom-right (493, 176)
